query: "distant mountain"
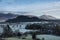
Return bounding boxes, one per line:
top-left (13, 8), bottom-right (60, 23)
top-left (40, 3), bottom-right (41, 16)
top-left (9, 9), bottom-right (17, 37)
top-left (0, 13), bottom-right (18, 22)
top-left (6, 15), bottom-right (60, 23)
top-left (40, 15), bottom-right (57, 20)
top-left (6, 15), bottom-right (40, 22)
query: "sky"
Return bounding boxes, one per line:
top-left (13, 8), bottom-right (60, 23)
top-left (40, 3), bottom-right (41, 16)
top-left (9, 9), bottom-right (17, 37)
top-left (0, 0), bottom-right (60, 18)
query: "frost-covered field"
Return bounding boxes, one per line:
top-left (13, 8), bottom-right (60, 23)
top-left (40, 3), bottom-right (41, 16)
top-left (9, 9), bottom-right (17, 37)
top-left (37, 35), bottom-right (60, 40)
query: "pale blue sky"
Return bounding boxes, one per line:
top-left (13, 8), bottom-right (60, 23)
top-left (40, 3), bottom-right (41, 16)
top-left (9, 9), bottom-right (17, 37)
top-left (0, 0), bottom-right (60, 18)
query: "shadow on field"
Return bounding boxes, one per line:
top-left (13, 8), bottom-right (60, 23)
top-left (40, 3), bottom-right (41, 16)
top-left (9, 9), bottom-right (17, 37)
top-left (0, 38), bottom-right (5, 40)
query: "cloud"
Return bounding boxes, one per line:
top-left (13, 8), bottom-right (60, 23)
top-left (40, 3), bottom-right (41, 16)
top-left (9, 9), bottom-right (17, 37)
top-left (18, 1), bottom-right (60, 18)
top-left (0, 0), bottom-right (60, 18)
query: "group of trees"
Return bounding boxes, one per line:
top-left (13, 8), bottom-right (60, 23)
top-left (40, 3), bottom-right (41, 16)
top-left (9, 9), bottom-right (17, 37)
top-left (25, 23), bottom-right (42, 30)
top-left (54, 25), bottom-right (60, 35)
top-left (1, 25), bottom-right (13, 37)
top-left (25, 23), bottom-right (60, 35)
top-left (0, 25), bottom-right (22, 38)
top-left (0, 22), bottom-right (60, 37)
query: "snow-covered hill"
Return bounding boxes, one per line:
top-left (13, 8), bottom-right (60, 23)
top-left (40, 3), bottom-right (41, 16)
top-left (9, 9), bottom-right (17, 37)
top-left (40, 15), bottom-right (57, 20)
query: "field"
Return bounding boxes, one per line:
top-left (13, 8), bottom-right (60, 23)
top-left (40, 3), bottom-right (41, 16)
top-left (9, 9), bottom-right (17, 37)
top-left (1, 35), bottom-right (60, 40)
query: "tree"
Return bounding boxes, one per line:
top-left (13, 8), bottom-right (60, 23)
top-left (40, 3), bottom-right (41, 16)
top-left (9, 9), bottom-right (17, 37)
top-left (54, 24), bottom-right (60, 35)
top-left (3, 25), bottom-right (13, 37)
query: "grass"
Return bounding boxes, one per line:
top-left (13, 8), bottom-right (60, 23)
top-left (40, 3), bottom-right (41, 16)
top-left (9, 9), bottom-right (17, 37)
top-left (1, 35), bottom-right (60, 40)
top-left (5, 35), bottom-right (32, 40)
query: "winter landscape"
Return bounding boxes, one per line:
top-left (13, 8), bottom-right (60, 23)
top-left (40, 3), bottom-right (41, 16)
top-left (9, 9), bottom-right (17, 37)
top-left (0, 0), bottom-right (60, 40)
